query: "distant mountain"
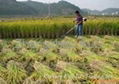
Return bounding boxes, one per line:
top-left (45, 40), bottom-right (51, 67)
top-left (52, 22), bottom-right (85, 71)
top-left (21, 1), bottom-right (84, 16)
top-left (0, 0), bottom-right (118, 16)
top-left (0, 0), bottom-right (85, 16)
top-left (102, 8), bottom-right (119, 14)
top-left (82, 8), bottom-right (119, 15)
top-left (0, 0), bottom-right (16, 3)
top-left (82, 8), bottom-right (101, 15)
top-left (0, 0), bottom-right (37, 15)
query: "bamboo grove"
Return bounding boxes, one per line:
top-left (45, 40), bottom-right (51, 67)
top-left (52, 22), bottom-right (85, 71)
top-left (0, 17), bottom-right (119, 38)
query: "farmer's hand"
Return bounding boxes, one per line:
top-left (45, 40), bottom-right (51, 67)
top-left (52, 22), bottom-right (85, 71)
top-left (73, 20), bottom-right (75, 23)
top-left (83, 18), bottom-right (87, 22)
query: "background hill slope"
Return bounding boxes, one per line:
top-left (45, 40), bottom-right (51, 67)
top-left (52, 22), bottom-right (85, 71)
top-left (0, 0), bottom-right (82, 16)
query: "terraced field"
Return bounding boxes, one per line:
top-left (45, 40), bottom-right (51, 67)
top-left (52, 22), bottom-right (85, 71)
top-left (0, 36), bottom-right (119, 84)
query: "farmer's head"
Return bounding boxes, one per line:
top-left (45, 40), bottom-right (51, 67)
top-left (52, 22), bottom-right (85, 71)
top-left (75, 10), bottom-right (80, 16)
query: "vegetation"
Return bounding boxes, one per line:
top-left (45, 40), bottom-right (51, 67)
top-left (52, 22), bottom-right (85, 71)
top-left (0, 1), bottom-right (119, 84)
top-left (0, 36), bottom-right (119, 84)
top-left (0, 18), bottom-right (74, 38)
top-left (0, 1), bottom-right (81, 16)
top-left (1, 0), bottom-right (119, 16)
top-left (0, 1), bottom-right (37, 15)
top-left (0, 17), bottom-right (119, 38)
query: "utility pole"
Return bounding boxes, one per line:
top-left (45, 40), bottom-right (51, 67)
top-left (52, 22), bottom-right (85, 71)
top-left (48, 0), bottom-right (51, 17)
top-left (28, 0), bottom-right (31, 2)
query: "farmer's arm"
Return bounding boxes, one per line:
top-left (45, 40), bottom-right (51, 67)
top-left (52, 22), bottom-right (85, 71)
top-left (77, 21), bottom-right (83, 24)
top-left (77, 18), bottom-right (83, 24)
top-left (73, 18), bottom-right (77, 23)
top-left (73, 17), bottom-right (83, 24)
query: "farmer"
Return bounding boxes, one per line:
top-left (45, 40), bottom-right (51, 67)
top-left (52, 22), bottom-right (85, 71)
top-left (74, 10), bottom-right (83, 37)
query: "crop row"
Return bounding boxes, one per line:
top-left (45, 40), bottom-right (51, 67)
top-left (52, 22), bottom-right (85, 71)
top-left (0, 18), bottom-right (119, 38)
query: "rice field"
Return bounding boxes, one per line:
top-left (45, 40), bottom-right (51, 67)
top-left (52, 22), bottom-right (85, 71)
top-left (0, 17), bottom-right (119, 84)
top-left (0, 36), bottom-right (119, 84)
top-left (0, 17), bottom-right (119, 38)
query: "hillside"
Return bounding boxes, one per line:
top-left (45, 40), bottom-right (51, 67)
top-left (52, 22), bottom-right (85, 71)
top-left (102, 8), bottom-right (119, 14)
top-left (0, 0), bottom-right (16, 3)
top-left (82, 8), bottom-right (119, 15)
top-left (0, 0), bottom-right (82, 16)
top-left (82, 8), bottom-right (101, 15)
top-left (0, 0), bottom-right (37, 15)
